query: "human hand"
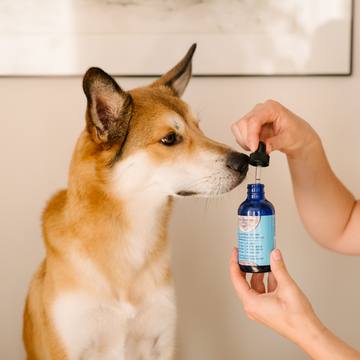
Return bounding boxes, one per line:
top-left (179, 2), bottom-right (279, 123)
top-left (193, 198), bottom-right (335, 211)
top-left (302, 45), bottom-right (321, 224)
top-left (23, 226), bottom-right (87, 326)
top-left (229, 248), bottom-right (325, 345)
top-left (231, 100), bottom-right (319, 157)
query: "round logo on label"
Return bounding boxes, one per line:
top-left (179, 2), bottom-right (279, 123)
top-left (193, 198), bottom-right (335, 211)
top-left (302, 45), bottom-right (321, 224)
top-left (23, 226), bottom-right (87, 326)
top-left (238, 215), bottom-right (260, 232)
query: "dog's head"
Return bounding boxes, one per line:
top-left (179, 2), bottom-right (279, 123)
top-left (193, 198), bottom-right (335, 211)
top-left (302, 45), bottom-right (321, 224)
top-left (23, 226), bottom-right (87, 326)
top-left (81, 44), bottom-right (248, 200)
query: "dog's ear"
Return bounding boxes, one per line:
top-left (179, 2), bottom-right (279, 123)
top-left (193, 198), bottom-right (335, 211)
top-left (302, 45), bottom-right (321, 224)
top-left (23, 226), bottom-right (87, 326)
top-left (83, 67), bottom-right (132, 147)
top-left (150, 43), bottom-right (196, 98)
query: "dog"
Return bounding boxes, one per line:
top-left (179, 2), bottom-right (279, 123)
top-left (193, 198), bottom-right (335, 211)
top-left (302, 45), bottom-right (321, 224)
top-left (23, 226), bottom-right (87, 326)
top-left (23, 44), bottom-right (249, 360)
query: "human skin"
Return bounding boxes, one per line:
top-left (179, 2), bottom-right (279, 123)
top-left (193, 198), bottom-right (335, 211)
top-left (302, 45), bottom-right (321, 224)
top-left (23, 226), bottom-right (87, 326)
top-left (230, 100), bottom-right (360, 358)
top-left (230, 248), bottom-right (360, 360)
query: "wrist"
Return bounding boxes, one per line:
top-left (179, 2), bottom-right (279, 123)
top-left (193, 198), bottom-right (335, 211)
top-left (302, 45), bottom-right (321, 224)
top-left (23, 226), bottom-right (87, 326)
top-left (287, 315), bottom-right (331, 359)
top-left (286, 316), bottom-right (360, 360)
top-left (286, 130), bottom-right (321, 162)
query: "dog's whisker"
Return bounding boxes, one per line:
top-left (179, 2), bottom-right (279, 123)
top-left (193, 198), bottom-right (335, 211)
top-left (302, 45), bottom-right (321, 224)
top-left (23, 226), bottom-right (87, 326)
top-left (186, 180), bottom-right (210, 192)
top-left (184, 175), bottom-right (212, 188)
top-left (204, 179), bottom-right (218, 216)
top-left (203, 179), bottom-right (226, 217)
top-left (196, 100), bottom-right (217, 119)
top-left (116, 162), bottom-right (135, 181)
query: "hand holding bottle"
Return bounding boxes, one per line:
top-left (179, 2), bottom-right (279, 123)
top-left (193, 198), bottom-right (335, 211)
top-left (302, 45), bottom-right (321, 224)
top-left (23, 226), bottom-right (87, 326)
top-left (230, 248), bottom-right (321, 343)
top-left (230, 247), bottom-right (360, 359)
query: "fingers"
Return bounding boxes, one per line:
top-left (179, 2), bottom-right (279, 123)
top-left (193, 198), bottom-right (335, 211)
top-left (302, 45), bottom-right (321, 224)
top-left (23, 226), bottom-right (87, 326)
top-left (231, 122), bottom-right (249, 151)
top-left (229, 248), bottom-right (257, 301)
top-left (267, 272), bottom-right (278, 292)
top-left (250, 273), bottom-right (266, 294)
top-left (230, 248), bottom-right (294, 302)
top-left (247, 101), bottom-right (281, 151)
top-left (269, 249), bottom-right (295, 287)
top-left (231, 105), bottom-right (263, 151)
top-left (232, 100), bottom-right (284, 154)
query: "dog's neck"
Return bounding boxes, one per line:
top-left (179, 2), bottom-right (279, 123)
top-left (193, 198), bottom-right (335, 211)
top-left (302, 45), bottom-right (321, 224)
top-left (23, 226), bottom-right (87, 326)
top-left (41, 162), bottom-right (173, 301)
top-left (67, 176), bottom-right (172, 247)
top-left (61, 150), bottom-right (173, 277)
top-left (40, 132), bottom-right (175, 296)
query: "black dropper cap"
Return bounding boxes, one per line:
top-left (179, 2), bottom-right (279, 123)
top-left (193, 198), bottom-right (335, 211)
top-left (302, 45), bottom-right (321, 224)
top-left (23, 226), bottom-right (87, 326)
top-left (249, 141), bottom-right (270, 167)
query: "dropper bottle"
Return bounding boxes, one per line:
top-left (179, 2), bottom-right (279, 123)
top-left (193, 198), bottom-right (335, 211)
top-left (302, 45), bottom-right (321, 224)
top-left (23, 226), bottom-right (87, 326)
top-left (237, 141), bottom-right (275, 273)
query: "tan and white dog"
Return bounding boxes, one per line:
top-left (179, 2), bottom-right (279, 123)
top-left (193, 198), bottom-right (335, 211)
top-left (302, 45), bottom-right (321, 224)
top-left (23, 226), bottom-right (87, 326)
top-left (23, 44), bottom-right (249, 360)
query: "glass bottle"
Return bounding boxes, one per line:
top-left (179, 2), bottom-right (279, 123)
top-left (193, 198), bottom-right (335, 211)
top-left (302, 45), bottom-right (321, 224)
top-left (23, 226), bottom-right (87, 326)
top-left (238, 142), bottom-right (275, 273)
top-left (238, 183), bottom-right (275, 273)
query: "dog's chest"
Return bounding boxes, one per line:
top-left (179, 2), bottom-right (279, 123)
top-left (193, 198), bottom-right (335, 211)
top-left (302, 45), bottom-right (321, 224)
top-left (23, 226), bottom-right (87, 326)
top-left (52, 286), bottom-right (176, 360)
top-left (50, 180), bottom-right (174, 358)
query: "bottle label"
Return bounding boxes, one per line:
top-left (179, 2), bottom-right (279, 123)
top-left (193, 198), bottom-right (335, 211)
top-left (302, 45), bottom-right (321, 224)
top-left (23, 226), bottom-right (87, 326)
top-left (238, 215), bottom-right (275, 266)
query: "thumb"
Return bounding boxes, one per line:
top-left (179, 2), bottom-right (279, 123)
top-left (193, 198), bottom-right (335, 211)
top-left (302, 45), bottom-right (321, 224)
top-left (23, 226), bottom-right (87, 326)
top-left (264, 132), bottom-right (290, 154)
top-left (270, 249), bottom-right (295, 286)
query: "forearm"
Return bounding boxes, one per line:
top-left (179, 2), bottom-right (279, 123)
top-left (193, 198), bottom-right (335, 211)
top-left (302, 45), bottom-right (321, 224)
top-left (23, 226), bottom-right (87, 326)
top-left (295, 320), bottom-right (360, 360)
top-left (287, 134), bottom-right (356, 253)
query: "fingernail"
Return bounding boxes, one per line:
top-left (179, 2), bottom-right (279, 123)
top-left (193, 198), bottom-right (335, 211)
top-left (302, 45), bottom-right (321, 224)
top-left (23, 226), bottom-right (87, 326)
top-left (250, 141), bottom-right (255, 152)
top-left (267, 144), bottom-right (272, 153)
top-left (272, 249), bottom-right (282, 260)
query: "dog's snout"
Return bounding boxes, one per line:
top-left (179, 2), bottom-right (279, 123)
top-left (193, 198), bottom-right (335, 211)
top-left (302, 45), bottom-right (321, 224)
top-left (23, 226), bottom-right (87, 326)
top-left (226, 152), bottom-right (249, 175)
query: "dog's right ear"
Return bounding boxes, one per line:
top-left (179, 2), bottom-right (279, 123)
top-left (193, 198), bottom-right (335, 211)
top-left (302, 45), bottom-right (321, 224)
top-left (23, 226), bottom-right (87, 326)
top-left (83, 67), bottom-right (132, 147)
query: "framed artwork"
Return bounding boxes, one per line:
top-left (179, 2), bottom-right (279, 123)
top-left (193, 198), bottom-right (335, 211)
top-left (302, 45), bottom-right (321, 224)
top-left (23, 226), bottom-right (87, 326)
top-left (0, 0), bottom-right (353, 76)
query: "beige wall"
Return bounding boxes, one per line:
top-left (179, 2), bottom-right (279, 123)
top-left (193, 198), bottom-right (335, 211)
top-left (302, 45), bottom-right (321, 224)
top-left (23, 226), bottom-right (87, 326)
top-left (1, 7), bottom-right (360, 360)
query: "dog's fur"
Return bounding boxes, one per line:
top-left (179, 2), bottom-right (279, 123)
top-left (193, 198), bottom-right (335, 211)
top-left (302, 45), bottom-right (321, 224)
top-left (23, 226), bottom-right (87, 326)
top-left (23, 45), bottom-right (249, 360)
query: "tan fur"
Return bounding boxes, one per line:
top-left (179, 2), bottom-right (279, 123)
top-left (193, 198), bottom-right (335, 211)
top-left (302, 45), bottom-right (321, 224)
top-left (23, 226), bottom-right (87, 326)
top-left (24, 128), bottom-right (174, 358)
top-left (23, 45), bottom-right (248, 360)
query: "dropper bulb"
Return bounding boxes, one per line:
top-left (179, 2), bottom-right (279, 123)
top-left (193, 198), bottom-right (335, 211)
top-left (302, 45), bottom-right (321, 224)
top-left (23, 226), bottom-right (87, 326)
top-left (249, 141), bottom-right (270, 167)
top-left (257, 141), bottom-right (266, 154)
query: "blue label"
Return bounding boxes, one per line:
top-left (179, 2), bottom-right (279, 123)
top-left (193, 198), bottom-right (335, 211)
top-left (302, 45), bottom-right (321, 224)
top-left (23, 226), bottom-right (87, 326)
top-left (238, 215), bottom-right (275, 266)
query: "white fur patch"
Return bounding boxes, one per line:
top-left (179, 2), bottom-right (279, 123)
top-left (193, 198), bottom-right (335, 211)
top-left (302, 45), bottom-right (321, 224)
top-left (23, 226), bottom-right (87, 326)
top-left (126, 286), bottom-right (177, 360)
top-left (110, 153), bottom-right (169, 269)
top-left (112, 148), bottom-right (241, 201)
top-left (52, 293), bottom-right (136, 360)
top-left (52, 286), bottom-right (176, 360)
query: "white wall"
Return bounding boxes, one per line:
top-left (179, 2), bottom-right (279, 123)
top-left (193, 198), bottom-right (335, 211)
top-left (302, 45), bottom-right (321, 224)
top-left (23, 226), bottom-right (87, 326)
top-left (1, 6), bottom-right (360, 360)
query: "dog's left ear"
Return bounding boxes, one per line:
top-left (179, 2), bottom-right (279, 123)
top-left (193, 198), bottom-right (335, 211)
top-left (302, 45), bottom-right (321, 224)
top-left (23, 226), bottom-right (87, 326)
top-left (83, 67), bottom-right (132, 147)
top-left (150, 43), bottom-right (196, 98)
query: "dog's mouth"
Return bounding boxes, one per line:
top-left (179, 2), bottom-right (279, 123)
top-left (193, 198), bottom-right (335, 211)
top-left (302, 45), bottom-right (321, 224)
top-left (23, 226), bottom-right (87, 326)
top-left (175, 172), bottom-right (246, 198)
top-left (176, 190), bottom-right (199, 196)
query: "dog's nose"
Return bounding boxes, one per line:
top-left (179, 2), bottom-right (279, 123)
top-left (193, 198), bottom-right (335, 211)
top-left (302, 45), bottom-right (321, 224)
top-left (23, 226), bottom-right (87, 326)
top-left (226, 152), bottom-right (249, 175)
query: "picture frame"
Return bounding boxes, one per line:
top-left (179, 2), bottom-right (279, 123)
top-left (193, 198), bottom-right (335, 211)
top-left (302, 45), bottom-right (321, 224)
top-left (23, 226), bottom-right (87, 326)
top-left (0, 0), bottom-right (354, 77)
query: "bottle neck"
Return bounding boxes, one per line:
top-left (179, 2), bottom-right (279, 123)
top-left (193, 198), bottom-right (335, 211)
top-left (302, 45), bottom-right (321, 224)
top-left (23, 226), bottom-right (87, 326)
top-left (247, 183), bottom-right (265, 200)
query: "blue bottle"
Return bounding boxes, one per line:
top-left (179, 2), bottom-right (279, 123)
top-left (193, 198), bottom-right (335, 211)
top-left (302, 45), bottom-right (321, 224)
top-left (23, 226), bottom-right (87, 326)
top-left (238, 142), bottom-right (275, 273)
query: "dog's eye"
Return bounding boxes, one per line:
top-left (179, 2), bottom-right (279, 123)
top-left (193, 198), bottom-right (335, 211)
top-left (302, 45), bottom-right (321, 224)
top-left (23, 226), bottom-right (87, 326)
top-left (160, 133), bottom-right (179, 146)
